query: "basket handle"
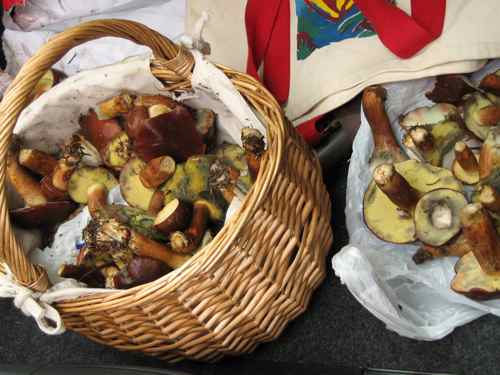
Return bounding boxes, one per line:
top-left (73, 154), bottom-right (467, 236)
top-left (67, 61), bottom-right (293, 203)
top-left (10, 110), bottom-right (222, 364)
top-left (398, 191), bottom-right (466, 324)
top-left (0, 19), bottom-right (194, 292)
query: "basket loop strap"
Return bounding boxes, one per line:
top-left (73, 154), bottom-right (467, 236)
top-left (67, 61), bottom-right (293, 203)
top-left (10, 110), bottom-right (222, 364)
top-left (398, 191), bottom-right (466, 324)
top-left (0, 268), bottom-right (64, 335)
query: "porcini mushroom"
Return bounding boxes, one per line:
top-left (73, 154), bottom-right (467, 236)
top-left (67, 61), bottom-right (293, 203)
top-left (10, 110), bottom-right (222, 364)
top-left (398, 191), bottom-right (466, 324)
top-left (154, 199), bottom-right (192, 236)
top-left (399, 103), bottom-right (459, 129)
top-left (18, 149), bottom-right (57, 176)
top-left (139, 155), bottom-right (176, 189)
top-left (463, 93), bottom-right (500, 140)
top-left (414, 189), bottom-right (467, 246)
top-left (451, 141), bottom-right (480, 185)
top-left (363, 160), bottom-right (463, 244)
top-left (413, 233), bottom-right (471, 264)
top-left (169, 200), bottom-right (209, 254)
top-left (479, 127), bottom-right (500, 182)
top-left (479, 70), bottom-right (500, 96)
top-left (7, 152), bottom-right (76, 229)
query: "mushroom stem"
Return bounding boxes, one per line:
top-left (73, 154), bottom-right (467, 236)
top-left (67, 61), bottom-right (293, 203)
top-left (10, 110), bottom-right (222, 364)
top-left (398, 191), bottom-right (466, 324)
top-left (52, 161), bottom-right (76, 192)
top-left (461, 203), bottom-right (500, 275)
top-left (408, 127), bottom-right (434, 153)
top-left (153, 198), bottom-right (192, 235)
top-left (362, 86), bottom-right (407, 167)
top-left (454, 142), bottom-right (478, 173)
top-left (373, 163), bottom-right (419, 212)
top-left (413, 234), bottom-right (471, 264)
top-left (18, 149), bottom-right (57, 176)
top-left (7, 152), bottom-right (47, 207)
top-left (97, 94), bottom-right (132, 119)
top-left (479, 185), bottom-right (500, 213)
top-left (148, 190), bottom-right (165, 216)
top-left (479, 128), bottom-right (500, 180)
top-left (241, 127), bottom-right (265, 180)
top-left (87, 183), bottom-right (108, 219)
top-left (169, 201), bottom-right (209, 254)
top-left (430, 203), bottom-right (453, 229)
top-left (139, 156), bottom-right (176, 189)
top-left (480, 73), bottom-right (500, 96)
top-left (129, 230), bottom-right (191, 269)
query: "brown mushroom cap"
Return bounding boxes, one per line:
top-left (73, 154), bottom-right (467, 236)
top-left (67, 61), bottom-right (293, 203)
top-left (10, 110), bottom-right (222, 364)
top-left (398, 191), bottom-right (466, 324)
top-left (10, 201), bottom-right (77, 229)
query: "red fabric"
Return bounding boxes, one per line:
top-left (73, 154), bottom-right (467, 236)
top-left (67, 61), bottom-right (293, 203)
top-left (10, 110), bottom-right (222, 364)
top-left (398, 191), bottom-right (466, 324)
top-left (355, 0), bottom-right (446, 59)
top-left (3, 0), bottom-right (24, 11)
top-left (245, 0), bottom-right (447, 144)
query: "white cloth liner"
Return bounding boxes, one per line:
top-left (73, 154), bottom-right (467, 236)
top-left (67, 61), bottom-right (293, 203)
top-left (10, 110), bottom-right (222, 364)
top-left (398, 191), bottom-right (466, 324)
top-left (1, 51), bottom-right (266, 334)
top-left (332, 59), bottom-right (500, 341)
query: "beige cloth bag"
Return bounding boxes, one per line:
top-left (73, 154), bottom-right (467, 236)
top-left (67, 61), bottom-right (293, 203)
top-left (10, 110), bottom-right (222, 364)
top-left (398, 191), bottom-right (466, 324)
top-left (186, 0), bottom-right (500, 124)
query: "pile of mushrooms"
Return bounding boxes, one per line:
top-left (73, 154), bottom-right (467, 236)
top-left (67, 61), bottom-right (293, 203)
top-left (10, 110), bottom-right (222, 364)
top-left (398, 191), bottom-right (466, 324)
top-left (362, 70), bottom-right (500, 300)
top-left (8, 70), bottom-right (266, 289)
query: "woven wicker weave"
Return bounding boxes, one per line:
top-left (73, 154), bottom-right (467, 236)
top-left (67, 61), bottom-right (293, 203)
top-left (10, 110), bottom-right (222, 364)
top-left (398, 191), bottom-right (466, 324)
top-left (0, 19), bottom-right (333, 361)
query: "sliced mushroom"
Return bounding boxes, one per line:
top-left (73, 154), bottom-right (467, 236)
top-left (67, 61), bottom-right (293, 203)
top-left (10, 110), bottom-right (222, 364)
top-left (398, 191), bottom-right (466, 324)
top-left (154, 198), bottom-right (192, 235)
top-left (479, 185), bottom-right (500, 213)
top-left (414, 189), bottom-right (467, 246)
top-left (120, 157), bottom-right (155, 211)
top-left (101, 132), bottom-right (131, 171)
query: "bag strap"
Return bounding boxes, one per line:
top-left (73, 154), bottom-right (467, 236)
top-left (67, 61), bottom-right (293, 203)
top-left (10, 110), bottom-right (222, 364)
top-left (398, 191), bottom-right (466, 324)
top-left (2, 0), bottom-right (23, 11)
top-left (354, 0), bottom-right (446, 59)
top-left (245, 0), bottom-right (446, 144)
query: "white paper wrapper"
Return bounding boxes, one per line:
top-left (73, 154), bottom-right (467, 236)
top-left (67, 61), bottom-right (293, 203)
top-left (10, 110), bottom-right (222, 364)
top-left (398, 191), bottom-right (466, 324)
top-left (19, 52), bottom-right (265, 296)
top-left (332, 60), bottom-right (500, 341)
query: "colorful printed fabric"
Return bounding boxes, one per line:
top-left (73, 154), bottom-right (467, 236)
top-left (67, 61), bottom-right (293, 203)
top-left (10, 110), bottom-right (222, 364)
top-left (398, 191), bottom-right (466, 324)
top-left (296, 0), bottom-right (378, 60)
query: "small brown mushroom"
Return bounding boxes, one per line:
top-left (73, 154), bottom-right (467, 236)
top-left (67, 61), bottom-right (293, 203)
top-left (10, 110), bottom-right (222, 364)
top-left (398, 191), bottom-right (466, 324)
top-left (154, 198), bottom-right (192, 235)
top-left (113, 257), bottom-right (169, 289)
top-left (40, 174), bottom-right (68, 201)
top-left (18, 149), bottom-right (57, 176)
top-left (195, 109), bottom-right (217, 147)
top-left (51, 161), bottom-right (76, 192)
top-left (7, 152), bottom-right (47, 207)
top-left (169, 201), bottom-right (209, 254)
top-left (139, 156), bottom-right (176, 189)
top-left (362, 86), bottom-right (407, 168)
top-left (461, 203), bottom-right (500, 275)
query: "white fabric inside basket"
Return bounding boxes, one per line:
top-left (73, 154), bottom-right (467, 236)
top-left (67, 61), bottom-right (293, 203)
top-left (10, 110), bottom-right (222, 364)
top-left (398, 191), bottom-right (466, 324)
top-left (3, 51), bottom-right (266, 334)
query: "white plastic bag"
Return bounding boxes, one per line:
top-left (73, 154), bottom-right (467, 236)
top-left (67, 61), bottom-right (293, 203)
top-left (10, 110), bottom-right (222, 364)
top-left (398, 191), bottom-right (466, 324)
top-left (332, 60), bottom-right (500, 341)
top-left (2, 0), bottom-right (186, 76)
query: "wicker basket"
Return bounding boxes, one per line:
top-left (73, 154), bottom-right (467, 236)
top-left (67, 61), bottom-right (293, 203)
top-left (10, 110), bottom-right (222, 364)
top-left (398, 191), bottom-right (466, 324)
top-left (0, 19), bottom-right (333, 361)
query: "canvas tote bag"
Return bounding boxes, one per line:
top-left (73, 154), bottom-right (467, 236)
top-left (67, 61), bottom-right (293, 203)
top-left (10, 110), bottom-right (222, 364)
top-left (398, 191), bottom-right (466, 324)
top-left (182, 1), bottom-right (500, 142)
